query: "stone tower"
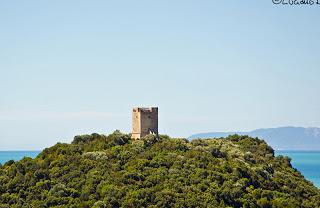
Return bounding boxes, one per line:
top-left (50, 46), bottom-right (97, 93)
top-left (132, 107), bottom-right (158, 139)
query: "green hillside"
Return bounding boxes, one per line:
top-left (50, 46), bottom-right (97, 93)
top-left (0, 131), bottom-right (319, 208)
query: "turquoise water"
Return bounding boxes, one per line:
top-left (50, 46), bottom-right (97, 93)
top-left (0, 151), bottom-right (319, 188)
top-left (276, 151), bottom-right (320, 188)
top-left (0, 151), bottom-right (40, 165)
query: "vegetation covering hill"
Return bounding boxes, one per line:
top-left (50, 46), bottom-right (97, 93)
top-left (0, 131), bottom-right (319, 208)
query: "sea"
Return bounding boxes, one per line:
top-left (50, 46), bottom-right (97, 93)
top-left (0, 150), bottom-right (319, 188)
top-left (275, 151), bottom-right (320, 188)
top-left (0, 151), bottom-right (40, 165)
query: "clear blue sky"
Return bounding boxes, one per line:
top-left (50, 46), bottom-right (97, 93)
top-left (1, 1), bottom-right (320, 150)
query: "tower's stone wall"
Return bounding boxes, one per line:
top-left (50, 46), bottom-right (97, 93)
top-left (132, 107), bottom-right (158, 139)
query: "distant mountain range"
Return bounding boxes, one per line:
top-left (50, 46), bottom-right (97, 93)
top-left (189, 127), bottom-right (320, 150)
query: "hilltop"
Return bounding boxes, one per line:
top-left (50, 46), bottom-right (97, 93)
top-left (189, 127), bottom-right (320, 150)
top-left (0, 131), bottom-right (319, 208)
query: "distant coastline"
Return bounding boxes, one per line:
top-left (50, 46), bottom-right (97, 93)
top-left (189, 126), bottom-right (320, 151)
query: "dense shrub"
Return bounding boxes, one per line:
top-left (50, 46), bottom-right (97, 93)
top-left (0, 132), bottom-right (319, 207)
